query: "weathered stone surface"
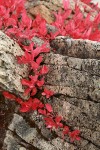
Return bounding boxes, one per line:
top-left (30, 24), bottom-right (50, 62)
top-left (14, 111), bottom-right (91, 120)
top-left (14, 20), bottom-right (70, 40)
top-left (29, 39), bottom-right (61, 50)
top-left (44, 37), bottom-right (100, 149)
top-left (0, 93), bottom-right (17, 149)
top-left (3, 113), bottom-right (72, 150)
top-left (50, 36), bottom-right (100, 59)
top-left (3, 130), bottom-right (27, 150)
top-left (28, 4), bottom-right (54, 23)
top-left (0, 31), bottom-right (29, 98)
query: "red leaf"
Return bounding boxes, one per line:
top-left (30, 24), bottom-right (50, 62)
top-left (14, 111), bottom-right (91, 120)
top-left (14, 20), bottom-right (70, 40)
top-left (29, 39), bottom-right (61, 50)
top-left (29, 75), bottom-right (38, 84)
top-left (41, 43), bottom-right (50, 53)
top-left (21, 79), bottom-right (31, 87)
top-left (39, 102), bottom-right (44, 108)
top-left (39, 66), bottom-right (49, 75)
top-left (17, 51), bottom-right (32, 64)
top-left (63, 126), bottom-right (69, 135)
top-left (6, 28), bottom-right (17, 37)
top-left (0, 5), bottom-right (6, 16)
top-left (55, 116), bottom-right (62, 123)
top-left (69, 130), bottom-right (81, 142)
top-left (83, 27), bottom-right (92, 38)
top-left (22, 75), bottom-right (38, 96)
top-left (38, 109), bottom-right (46, 115)
top-left (31, 61), bottom-right (39, 70)
top-left (42, 89), bottom-right (54, 98)
top-left (45, 103), bottom-right (53, 113)
top-left (44, 117), bottom-right (56, 129)
top-left (20, 103), bottom-right (30, 112)
top-left (0, 19), bottom-right (2, 29)
top-left (32, 98), bottom-right (40, 110)
top-left (21, 12), bottom-right (32, 29)
top-left (31, 87), bottom-right (37, 96)
top-left (81, 0), bottom-right (91, 4)
top-left (22, 42), bottom-right (34, 52)
top-left (58, 123), bottom-right (63, 128)
top-left (3, 91), bottom-right (16, 100)
top-left (53, 11), bottom-right (64, 28)
top-left (55, 116), bottom-right (63, 128)
top-left (36, 55), bottom-right (43, 65)
top-left (36, 78), bottom-right (44, 87)
top-left (38, 20), bottom-right (47, 36)
top-left (31, 47), bottom-right (41, 58)
top-left (23, 88), bottom-right (31, 96)
top-left (5, 18), bottom-right (17, 27)
top-left (20, 98), bottom-right (32, 112)
top-left (63, 0), bottom-right (69, 10)
top-left (16, 98), bottom-right (23, 104)
top-left (16, 0), bottom-right (26, 14)
top-left (32, 14), bottom-right (43, 27)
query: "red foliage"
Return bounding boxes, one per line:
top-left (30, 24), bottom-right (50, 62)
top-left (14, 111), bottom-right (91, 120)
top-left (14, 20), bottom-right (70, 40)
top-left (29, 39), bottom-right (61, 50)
top-left (19, 98), bottom-right (33, 112)
top-left (3, 91), bottom-right (16, 100)
top-left (42, 89), bottom-right (54, 98)
top-left (45, 103), bottom-right (53, 113)
top-left (63, 126), bottom-right (70, 135)
top-left (55, 116), bottom-right (63, 128)
top-left (39, 66), bottom-right (49, 75)
top-left (81, 0), bottom-right (91, 4)
top-left (44, 117), bottom-right (57, 129)
top-left (69, 130), bottom-right (81, 142)
top-left (32, 98), bottom-right (44, 110)
top-left (51, 0), bottom-right (100, 41)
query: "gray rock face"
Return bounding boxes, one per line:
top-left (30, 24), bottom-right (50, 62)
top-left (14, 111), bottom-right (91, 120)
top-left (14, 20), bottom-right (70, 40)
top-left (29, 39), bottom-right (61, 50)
top-left (50, 37), bottom-right (100, 59)
top-left (0, 31), bottom-right (29, 98)
top-left (3, 114), bottom-right (68, 150)
top-left (45, 37), bottom-right (100, 149)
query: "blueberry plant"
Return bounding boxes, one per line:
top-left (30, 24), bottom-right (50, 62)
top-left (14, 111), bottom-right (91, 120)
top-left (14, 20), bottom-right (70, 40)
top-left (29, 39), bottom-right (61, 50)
top-left (1, 0), bottom-right (100, 142)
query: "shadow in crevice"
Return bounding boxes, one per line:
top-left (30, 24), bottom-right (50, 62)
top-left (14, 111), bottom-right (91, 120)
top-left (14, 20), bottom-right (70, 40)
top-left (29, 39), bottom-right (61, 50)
top-left (0, 93), bottom-right (16, 149)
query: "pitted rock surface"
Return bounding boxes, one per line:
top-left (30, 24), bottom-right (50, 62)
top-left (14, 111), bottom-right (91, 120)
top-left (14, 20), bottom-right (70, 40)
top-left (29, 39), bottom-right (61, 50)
top-left (0, 31), bottom-right (29, 98)
top-left (50, 37), bottom-right (100, 59)
top-left (44, 37), bottom-right (100, 149)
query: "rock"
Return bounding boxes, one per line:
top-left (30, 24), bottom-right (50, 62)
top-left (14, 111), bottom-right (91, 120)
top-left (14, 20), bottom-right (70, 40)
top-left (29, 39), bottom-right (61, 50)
top-left (0, 31), bottom-right (29, 99)
top-left (3, 130), bottom-right (27, 150)
top-left (4, 114), bottom-right (68, 150)
top-left (28, 4), bottom-right (54, 23)
top-left (50, 36), bottom-right (100, 59)
top-left (43, 37), bottom-right (100, 149)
